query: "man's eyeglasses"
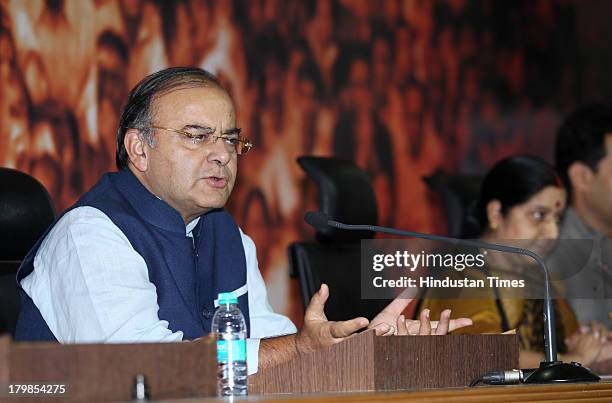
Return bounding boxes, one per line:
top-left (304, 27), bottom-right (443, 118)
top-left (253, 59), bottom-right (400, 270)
top-left (148, 125), bottom-right (253, 155)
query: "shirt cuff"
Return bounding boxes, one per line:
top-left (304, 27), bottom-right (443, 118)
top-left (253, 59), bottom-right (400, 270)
top-left (246, 338), bottom-right (260, 375)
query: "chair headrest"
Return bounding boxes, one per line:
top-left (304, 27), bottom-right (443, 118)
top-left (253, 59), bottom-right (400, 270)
top-left (298, 157), bottom-right (378, 242)
top-left (0, 168), bottom-right (55, 260)
top-left (423, 171), bottom-right (483, 238)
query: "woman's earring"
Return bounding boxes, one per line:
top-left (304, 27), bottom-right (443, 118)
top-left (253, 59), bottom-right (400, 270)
top-left (490, 222), bottom-right (498, 230)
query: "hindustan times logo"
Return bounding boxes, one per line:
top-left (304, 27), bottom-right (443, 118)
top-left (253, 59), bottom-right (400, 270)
top-left (372, 250), bottom-right (486, 272)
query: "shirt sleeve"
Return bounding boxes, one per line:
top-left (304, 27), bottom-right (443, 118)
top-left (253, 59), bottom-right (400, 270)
top-left (240, 230), bottom-right (297, 375)
top-left (20, 206), bottom-right (184, 344)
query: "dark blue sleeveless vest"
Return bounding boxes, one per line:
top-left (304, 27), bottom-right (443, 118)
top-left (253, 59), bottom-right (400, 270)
top-left (14, 169), bottom-right (250, 341)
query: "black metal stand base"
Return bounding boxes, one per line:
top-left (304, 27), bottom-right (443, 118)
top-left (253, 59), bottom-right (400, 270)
top-left (523, 361), bottom-right (600, 384)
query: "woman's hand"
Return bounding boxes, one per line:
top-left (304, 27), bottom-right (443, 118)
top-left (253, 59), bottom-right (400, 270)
top-left (564, 325), bottom-right (609, 366)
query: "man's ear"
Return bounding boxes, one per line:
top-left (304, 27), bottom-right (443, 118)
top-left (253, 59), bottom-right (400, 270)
top-left (567, 161), bottom-right (593, 194)
top-left (124, 129), bottom-right (149, 172)
top-left (486, 199), bottom-right (502, 230)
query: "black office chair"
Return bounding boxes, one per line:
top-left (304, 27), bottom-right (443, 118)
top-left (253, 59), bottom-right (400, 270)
top-left (0, 167), bottom-right (55, 336)
top-left (288, 157), bottom-right (389, 321)
top-left (423, 171), bottom-right (483, 238)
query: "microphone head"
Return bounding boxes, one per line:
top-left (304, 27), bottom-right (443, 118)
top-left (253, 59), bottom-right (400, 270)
top-left (304, 211), bottom-right (330, 231)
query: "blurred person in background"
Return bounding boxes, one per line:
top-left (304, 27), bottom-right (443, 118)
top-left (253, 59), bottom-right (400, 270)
top-left (0, 24), bottom-right (31, 171)
top-left (93, 30), bottom-right (130, 182)
top-left (550, 104), bottom-right (612, 329)
top-left (421, 155), bottom-right (612, 368)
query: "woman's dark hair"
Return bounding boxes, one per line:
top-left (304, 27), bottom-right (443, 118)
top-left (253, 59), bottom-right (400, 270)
top-left (465, 155), bottom-right (561, 237)
top-left (115, 66), bottom-right (224, 170)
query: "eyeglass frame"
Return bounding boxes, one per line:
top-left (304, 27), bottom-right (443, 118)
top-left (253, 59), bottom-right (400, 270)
top-left (138, 125), bottom-right (253, 155)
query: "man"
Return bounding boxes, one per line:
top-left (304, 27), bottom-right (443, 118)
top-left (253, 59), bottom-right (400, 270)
top-left (549, 104), bottom-right (612, 329)
top-left (15, 67), bottom-right (469, 373)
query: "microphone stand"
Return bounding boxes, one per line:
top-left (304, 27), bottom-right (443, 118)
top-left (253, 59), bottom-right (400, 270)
top-left (306, 212), bottom-right (599, 383)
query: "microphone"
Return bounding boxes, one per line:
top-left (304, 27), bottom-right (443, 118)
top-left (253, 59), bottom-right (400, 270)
top-left (304, 211), bottom-right (330, 233)
top-left (304, 211), bottom-right (600, 384)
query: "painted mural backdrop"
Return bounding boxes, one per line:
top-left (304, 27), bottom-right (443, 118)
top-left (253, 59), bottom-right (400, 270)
top-left (2, 0), bottom-right (610, 324)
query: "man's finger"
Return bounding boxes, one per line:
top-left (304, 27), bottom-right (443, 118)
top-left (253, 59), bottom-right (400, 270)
top-left (427, 317), bottom-right (473, 333)
top-left (397, 315), bottom-right (408, 336)
top-left (435, 309), bottom-right (451, 335)
top-left (448, 318), bottom-right (473, 332)
top-left (419, 309), bottom-right (431, 335)
top-left (380, 295), bottom-right (413, 317)
top-left (371, 323), bottom-right (394, 336)
top-left (404, 319), bottom-right (421, 335)
top-left (329, 317), bottom-right (369, 338)
top-left (304, 283), bottom-right (329, 321)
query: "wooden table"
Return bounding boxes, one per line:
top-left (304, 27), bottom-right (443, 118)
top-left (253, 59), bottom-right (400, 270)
top-left (5, 334), bottom-right (610, 402)
top-left (163, 382), bottom-right (612, 403)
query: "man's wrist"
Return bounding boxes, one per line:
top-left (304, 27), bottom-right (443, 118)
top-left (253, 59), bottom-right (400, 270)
top-left (294, 329), bottom-right (317, 356)
top-left (258, 334), bottom-right (301, 370)
top-left (294, 332), bottom-right (301, 357)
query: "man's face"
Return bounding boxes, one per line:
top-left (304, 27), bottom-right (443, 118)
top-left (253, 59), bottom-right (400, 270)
top-left (138, 85), bottom-right (238, 223)
top-left (585, 135), bottom-right (612, 228)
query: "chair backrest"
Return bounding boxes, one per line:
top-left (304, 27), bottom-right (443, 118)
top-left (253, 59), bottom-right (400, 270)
top-left (0, 167), bottom-right (55, 335)
top-left (423, 171), bottom-right (483, 238)
top-left (298, 156), bottom-right (378, 243)
top-left (0, 261), bottom-right (21, 335)
top-left (289, 157), bottom-right (388, 320)
top-left (0, 167), bottom-right (56, 260)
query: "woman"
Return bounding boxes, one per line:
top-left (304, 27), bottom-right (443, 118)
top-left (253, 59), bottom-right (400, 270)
top-left (419, 155), bottom-right (609, 367)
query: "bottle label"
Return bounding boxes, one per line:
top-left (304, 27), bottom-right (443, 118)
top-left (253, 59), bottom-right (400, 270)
top-left (216, 339), bottom-right (246, 363)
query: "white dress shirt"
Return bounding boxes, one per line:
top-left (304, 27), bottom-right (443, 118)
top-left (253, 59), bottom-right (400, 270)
top-left (20, 206), bottom-right (297, 374)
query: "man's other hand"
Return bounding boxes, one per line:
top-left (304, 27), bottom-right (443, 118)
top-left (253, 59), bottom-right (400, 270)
top-left (369, 299), bottom-right (473, 336)
top-left (295, 283), bottom-right (369, 355)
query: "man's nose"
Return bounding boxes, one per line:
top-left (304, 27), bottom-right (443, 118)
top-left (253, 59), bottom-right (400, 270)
top-left (206, 137), bottom-right (231, 165)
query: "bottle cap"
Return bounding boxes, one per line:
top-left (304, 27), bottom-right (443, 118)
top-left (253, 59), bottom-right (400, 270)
top-left (218, 292), bottom-right (238, 304)
top-left (133, 374), bottom-right (150, 401)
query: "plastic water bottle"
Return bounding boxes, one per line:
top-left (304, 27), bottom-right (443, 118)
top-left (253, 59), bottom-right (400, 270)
top-left (211, 292), bottom-right (248, 396)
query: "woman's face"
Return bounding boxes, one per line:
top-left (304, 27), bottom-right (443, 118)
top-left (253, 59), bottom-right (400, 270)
top-left (489, 185), bottom-right (566, 258)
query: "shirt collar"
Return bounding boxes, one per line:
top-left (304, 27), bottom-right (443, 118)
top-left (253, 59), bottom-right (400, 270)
top-left (563, 207), bottom-right (607, 241)
top-left (186, 217), bottom-right (200, 237)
